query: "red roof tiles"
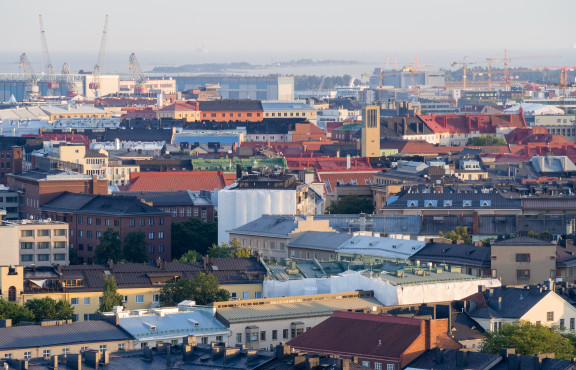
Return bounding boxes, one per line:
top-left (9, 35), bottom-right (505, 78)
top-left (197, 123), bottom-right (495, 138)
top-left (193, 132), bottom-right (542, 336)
top-left (126, 171), bottom-right (232, 192)
top-left (286, 157), bottom-right (372, 171)
top-left (418, 113), bottom-right (526, 135)
top-left (317, 170), bottom-right (379, 193)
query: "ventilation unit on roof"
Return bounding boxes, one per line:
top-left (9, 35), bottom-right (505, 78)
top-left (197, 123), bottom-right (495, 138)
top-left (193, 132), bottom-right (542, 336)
top-left (143, 322), bottom-right (156, 330)
top-left (188, 318), bottom-right (200, 327)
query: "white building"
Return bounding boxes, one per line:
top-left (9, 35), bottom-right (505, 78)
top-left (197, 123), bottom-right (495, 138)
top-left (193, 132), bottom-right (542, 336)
top-left (217, 174), bottom-right (323, 243)
top-left (0, 219), bottom-right (69, 266)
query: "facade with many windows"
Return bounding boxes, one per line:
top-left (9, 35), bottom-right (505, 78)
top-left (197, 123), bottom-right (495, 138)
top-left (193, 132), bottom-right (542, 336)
top-left (0, 219), bottom-right (69, 267)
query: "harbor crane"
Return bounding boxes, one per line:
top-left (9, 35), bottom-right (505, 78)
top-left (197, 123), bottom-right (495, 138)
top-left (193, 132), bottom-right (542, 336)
top-left (61, 63), bottom-right (78, 97)
top-left (487, 50), bottom-right (558, 91)
top-left (90, 15), bottom-right (109, 97)
top-left (39, 14), bottom-right (59, 95)
top-left (451, 56), bottom-right (485, 90)
top-left (19, 53), bottom-right (40, 101)
top-left (533, 65), bottom-right (576, 90)
top-left (129, 53), bottom-right (149, 94)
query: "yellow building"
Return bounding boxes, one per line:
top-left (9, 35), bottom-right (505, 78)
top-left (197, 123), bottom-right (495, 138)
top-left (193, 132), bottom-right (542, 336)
top-left (156, 101), bottom-right (201, 122)
top-left (361, 105), bottom-right (381, 158)
top-left (2, 258), bottom-right (266, 322)
top-left (41, 104), bottom-right (111, 122)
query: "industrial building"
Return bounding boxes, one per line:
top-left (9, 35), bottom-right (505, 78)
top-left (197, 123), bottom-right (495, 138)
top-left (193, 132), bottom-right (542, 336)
top-left (174, 76), bottom-right (294, 101)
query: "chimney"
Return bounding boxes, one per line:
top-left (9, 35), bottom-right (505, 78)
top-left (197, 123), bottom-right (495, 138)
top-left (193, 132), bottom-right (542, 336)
top-left (84, 350), bottom-right (100, 368)
top-left (456, 350), bottom-right (468, 367)
top-left (107, 259), bottom-right (114, 269)
top-left (0, 319), bottom-right (12, 328)
top-left (346, 154), bottom-right (351, 170)
top-left (508, 353), bottom-right (518, 370)
top-left (51, 355), bottom-right (58, 369)
top-left (434, 348), bottom-right (444, 364)
top-left (498, 296), bottom-right (503, 311)
top-left (500, 348), bottom-right (515, 360)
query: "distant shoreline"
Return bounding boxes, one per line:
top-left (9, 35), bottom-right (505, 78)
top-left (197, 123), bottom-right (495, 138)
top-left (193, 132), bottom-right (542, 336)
top-left (151, 59), bottom-right (360, 73)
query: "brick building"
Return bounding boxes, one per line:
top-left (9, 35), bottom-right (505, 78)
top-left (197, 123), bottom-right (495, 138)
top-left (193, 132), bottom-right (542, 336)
top-left (0, 138), bottom-right (24, 185)
top-left (288, 311), bottom-right (460, 370)
top-left (40, 192), bottom-right (171, 264)
top-left (7, 170), bottom-right (109, 219)
top-left (115, 190), bottom-right (215, 222)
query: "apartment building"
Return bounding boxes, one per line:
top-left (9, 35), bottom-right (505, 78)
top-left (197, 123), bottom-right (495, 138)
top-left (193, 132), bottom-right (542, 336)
top-left (0, 219), bottom-right (69, 267)
top-left (214, 291), bottom-right (381, 351)
top-left (40, 192), bottom-right (172, 264)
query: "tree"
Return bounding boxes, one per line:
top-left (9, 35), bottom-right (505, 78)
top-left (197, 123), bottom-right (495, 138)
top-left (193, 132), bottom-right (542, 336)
top-left (123, 231), bottom-right (148, 263)
top-left (0, 299), bottom-right (34, 324)
top-left (176, 250), bottom-right (202, 262)
top-left (207, 240), bottom-right (251, 258)
top-left (94, 228), bottom-right (123, 264)
top-left (98, 275), bottom-right (124, 313)
top-left (439, 226), bottom-right (472, 245)
top-left (482, 321), bottom-right (574, 360)
top-left (467, 135), bottom-right (507, 146)
top-left (158, 272), bottom-right (230, 307)
top-left (24, 297), bottom-right (74, 322)
top-left (171, 218), bottom-right (218, 260)
top-left (326, 196), bottom-right (375, 214)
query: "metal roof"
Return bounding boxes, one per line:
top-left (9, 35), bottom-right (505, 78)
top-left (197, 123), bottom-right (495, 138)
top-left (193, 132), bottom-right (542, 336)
top-left (216, 296), bottom-right (381, 323)
top-left (287, 231), bottom-right (353, 251)
top-left (119, 310), bottom-right (229, 341)
top-left (336, 236), bottom-right (425, 260)
top-left (0, 321), bottom-right (131, 350)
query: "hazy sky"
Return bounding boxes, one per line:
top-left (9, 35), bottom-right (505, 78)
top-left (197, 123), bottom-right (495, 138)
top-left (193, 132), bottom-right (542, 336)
top-left (1, 0), bottom-right (575, 73)
top-left (2, 0), bottom-right (575, 53)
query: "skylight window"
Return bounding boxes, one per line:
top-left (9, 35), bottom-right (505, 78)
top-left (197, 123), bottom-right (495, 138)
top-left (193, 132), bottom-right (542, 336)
top-left (443, 200), bottom-right (453, 207)
top-left (463, 200), bottom-right (472, 207)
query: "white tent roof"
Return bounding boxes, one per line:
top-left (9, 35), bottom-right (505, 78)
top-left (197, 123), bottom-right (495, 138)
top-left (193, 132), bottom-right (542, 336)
top-left (504, 103), bottom-right (564, 115)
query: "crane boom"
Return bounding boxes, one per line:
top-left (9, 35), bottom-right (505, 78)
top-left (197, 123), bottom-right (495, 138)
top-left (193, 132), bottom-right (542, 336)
top-left (39, 14), bottom-right (58, 92)
top-left (90, 14), bottom-right (109, 97)
top-left (19, 53), bottom-right (40, 101)
top-left (129, 53), bottom-right (149, 94)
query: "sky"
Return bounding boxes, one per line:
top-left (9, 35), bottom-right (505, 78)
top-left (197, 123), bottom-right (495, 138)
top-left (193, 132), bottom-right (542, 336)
top-left (1, 0), bottom-right (575, 73)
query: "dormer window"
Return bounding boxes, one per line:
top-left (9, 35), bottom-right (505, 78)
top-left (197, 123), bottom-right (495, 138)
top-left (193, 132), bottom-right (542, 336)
top-left (407, 200), bottom-right (418, 208)
top-left (443, 200), bottom-right (453, 207)
top-left (463, 200), bottom-right (472, 207)
top-left (480, 200), bottom-right (491, 207)
top-left (425, 200), bottom-right (437, 208)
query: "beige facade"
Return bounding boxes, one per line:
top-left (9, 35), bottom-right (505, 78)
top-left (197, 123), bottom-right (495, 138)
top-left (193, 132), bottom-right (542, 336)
top-left (107, 163), bottom-right (140, 186)
top-left (0, 266), bottom-right (24, 303)
top-left (0, 220), bottom-right (69, 267)
top-left (474, 291), bottom-right (576, 333)
top-left (490, 239), bottom-right (556, 286)
top-left (214, 291), bottom-right (380, 351)
top-left (361, 106), bottom-right (380, 158)
top-left (55, 144), bottom-right (108, 177)
top-left (230, 217), bottom-right (335, 260)
top-left (0, 338), bottom-right (132, 361)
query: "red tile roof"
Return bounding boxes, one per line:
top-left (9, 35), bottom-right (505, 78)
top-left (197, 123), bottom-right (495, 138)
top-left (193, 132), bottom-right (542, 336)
top-left (505, 127), bottom-right (567, 145)
top-left (288, 311), bottom-right (424, 360)
top-left (157, 101), bottom-right (199, 112)
top-left (126, 171), bottom-right (232, 192)
top-left (317, 170), bottom-right (380, 194)
top-left (287, 157), bottom-right (373, 171)
top-left (418, 113), bottom-right (526, 135)
top-left (23, 133), bottom-right (91, 146)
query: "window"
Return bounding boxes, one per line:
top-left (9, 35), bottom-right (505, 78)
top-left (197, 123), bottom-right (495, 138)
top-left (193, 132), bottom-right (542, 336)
top-left (149, 245), bottom-right (154, 253)
top-left (148, 232), bottom-right (154, 240)
top-left (78, 230), bottom-right (84, 238)
top-left (96, 232), bottom-right (102, 239)
top-left (194, 208), bottom-right (199, 217)
top-left (560, 319), bottom-right (565, 329)
top-left (517, 269), bottom-right (530, 281)
top-left (43, 350), bottom-right (51, 357)
top-left (86, 231), bottom-right (92, 239)
top-left (236, 333), bottom-right (242, 343)
top-left (571, 318), bottom-right (575, 330)
top-left (105, 219), bottom-right (110, 226)
top-left (272, 330), bottom-right (278, 340)
top-left (96, 218), bottom-right (101, 225)
top-left (24, 352), bottom-right (31, 360)
top-left (387, 365), bottom-right (395, 370)
top-left (38, 254), bottom-right (49, 261)
top-left (71, 297), bottom-right (79, 305)
top-left (54, 254), bottom-right (66, 261)
top-left (362, 361), bottom-right (370, 367)
top-left (99, 345), bottom-right (107, 352)
top-left (54, 241), bottom-right (66, 248)
top-left (62, 348), bottom-right (70, 355)
top-left (159, 232), bottom-right (164, 239)
top-left (158, 245), bottom-right (164, 253)
top-left (136, 295), bottom-right (144, 303)
top-left (149, 218), bottom-right (154, 226)
top-left (216, 335), bottom-right (223, 342)
top-left (201, 337), bottom-right (208, 344)
top-left (114, 219), bottom-right (120, 227)
top-left (21, 254), bottom-right (33, 262)
top-left (78, 217), bottom-right (83, 225)
top-left (130, 219), bottom-right (135, 227)
top-left (243, 292), bottom-right (249, 300)
top-left (516, 253), bottom-right (531, 262)
top-left (81, 347), bottom-right (88, 352)
top-left (283, 329), bottom-right (288, 339)
top-left (187, 208), bottom-right (192, 217)
top-left (118, 343), bottom-right (125, 351)
top-left (3, 354), bottom-right (11, 359)
top-left (547, 312), bottom-right (554, 322)
top-left (38, 242), bottom-right (50, 249)
top-left (140, 219), bottom-right (145, 226)
top-left (87, 218), bottom-right (93, 225)
top-left (375, 363), bottom-right (382, 370)
top-left (21, 230), bottom-right (33, 237)
top-left (153, 294), bottom-right (159, 303)
top-left (84, 297), bottom-right (91, 305)
top-left (159, 218), bottom-right (164, 225)
top-left (87, 244), bottom-right (93, 252)
top-left (20, 242), bottom-right (33, 249)
top-left (255, 292), bottom-right (262, 299)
